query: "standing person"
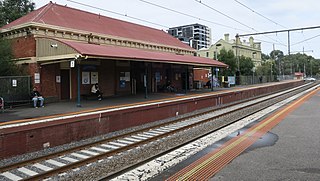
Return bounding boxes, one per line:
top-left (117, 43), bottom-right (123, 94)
top-left (91, 83), bottom-right (102, 100)
top-left (31, 87), bottom-right (45, 108)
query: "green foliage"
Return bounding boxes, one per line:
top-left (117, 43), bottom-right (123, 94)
top-left (239, 56), bottom-right (254, 75)
top-left (217, 48), bottom-right (237, 76)
top-left (256, 61), bottom-right (274, 76)
top-left (261, 53), bottom-right (270, 62)
top-left (0, 39), bottom-right (20, 76)
top-left (0, 0), bottom-right (35, 27)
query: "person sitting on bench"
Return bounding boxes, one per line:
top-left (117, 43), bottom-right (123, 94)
top-left (91, 83), bottom-right (102, 101)
top-left (31, 87), bottom-right (44, 108)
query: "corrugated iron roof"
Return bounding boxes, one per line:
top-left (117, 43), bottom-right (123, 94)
top-left (1, 2), bottom-right (193, 51)
top-left (54, 38), bottom-right (227, 67)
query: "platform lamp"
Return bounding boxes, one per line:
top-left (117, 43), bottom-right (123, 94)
top-left (252, 52), bottom-right (257, 84)
top-left (235, 34), bottom-right (240, 85)
top-left (75, 55), bottom-right (81, 107)
top-left (212, 43), bottom-right (222, 91)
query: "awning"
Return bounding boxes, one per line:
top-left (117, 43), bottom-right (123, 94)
top-left (54, 38), bottom-right (228, 67)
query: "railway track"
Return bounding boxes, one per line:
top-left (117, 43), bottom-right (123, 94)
top-left (0, 82), bottom-right (317, 181)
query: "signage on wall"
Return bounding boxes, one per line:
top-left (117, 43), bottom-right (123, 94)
top-left (70, 60), bottom-right (75, 68)
top-left (56, 76), bottom-right (61, 83)
top-left (82, 72), bottom-right (90, 84)
top-left (12, 79), bottom-right (17, 87)
top-left (91, 72), bottom-right (99, 84)
top-left (34, 73), bottom-right (40, 83)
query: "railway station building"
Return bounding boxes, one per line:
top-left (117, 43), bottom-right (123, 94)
top-left (0, 2), bottom-right (227, 102)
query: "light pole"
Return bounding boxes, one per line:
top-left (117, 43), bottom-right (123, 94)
top-left (235, 34), bottom-right (240, 85)
top-left (213, 43), bottom-right (222, 90)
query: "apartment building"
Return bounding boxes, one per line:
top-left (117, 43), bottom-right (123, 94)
top-left (168, 24), bottom-right (211, 50)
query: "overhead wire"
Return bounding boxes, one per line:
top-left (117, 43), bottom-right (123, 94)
top-left (233, 0), bottom-right (287, 46)
top-left (66, 0), bottom-right (170, 28)
top-left (291, 33), bottom-right (320, 46)
top-left (139, 0), bottom-right (247, 32)
top-left (194, 0), bottom-right (287, 46)
top-left (234, 0), bottom-right (287, 29)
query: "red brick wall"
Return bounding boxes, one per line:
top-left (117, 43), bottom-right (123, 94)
top-left (194, 69), bottom-right (210, 83)
top-left (0, 80), bottom-right (304, 159)
top-left (11, 36), bottom-right (36, 58)
top-left (41, 64), bottom-right (60, 98)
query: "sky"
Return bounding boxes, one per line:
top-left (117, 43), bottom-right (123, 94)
top-left (34, 0), bottom-right (320, 58)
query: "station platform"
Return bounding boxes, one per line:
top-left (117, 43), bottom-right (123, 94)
top-left (161, 83), bottom-right (319, 180)
top-left (0, 80), bottom-right (306, 159)
top-left (0, 88), bottom-right (218, 123)
top-left (0, 80), bottom-right (298, 123)
top-left (211, 87), bottom-right (320, 180)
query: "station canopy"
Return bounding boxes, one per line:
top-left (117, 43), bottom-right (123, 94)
top-left (59, 39), bottom-right (227, 68)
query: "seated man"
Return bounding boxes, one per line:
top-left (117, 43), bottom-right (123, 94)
top-left (31, 87), bottom-right (44, 108)
top-left (91, 83), bottom-right (102, 101)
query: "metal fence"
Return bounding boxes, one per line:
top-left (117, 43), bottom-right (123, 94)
top-left (0, 76), bottom-right (31, 106)
top-left (240, 75), bottom-right (278, 85)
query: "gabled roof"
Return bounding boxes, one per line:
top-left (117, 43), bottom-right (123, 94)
top-left (1, 2), bottom-right (193, 51)
top-left (52, 38), bottom-right (227, 67)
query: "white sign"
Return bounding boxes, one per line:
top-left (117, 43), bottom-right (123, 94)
top-left (228, 76), bottom-right (235, 85)
top-left (34, 73), bottom-right (40, 83)
top-left (82, 72), bottom-right (90, 84)
top-left (70, 60), bottom-right (75, 68)
top-left (12, 79), bottom-right (17, 87)
top-left (91, 72), bottom-right (99, 84)
top-left (56, 76), bottom-right (61, 83)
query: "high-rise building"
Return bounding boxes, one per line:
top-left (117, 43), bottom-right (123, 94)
top-left (168, 24), bottom-right (211, 50)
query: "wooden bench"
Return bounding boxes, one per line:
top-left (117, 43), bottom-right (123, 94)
top-left (81, 93), bottom-right (103, 100)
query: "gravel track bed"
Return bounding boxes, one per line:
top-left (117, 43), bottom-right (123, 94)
top-left (53, 85), bottom-right (311, 180)
top-left (1, 84), bottom-right (314, 181)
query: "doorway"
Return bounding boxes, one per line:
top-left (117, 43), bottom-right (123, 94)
top-left (60, 69), bottom-right (70, 100)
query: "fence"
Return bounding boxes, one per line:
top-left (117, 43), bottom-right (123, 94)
top-left (240, 75), bottom-right (278, 85)
top-left (0, 76), bottom-right (31, 107)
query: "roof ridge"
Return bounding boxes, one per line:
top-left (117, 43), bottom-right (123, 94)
top-left (50, 2), bottom-right (167, 34)
top-left (30, 2), bottom-right (54, 23)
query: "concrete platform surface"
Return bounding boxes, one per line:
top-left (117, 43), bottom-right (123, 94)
top-left (211, 89), bottom-right (320, 180)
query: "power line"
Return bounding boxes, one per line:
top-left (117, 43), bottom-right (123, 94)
top-left (194, 0), bottom-right (286, 46)
top-left (67, 0), bottom-right (170, 28)
top-left (239, 25), bottom-right (320, 37)
top-left (194, 0), bottom-right (256, 32)
top-left (291, 33), bottom-right (320, 46)
top-left (234, 0), bottom-right (287, 29)
top-left (139, 0), bottom-right (247, 32)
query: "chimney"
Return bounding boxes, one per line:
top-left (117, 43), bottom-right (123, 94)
top-left (224, 33), bottom-right (229, 41)
top-left (249, 36), bottom-right (254, 47)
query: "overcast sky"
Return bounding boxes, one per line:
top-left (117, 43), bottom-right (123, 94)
top-left (35, 0), bottom-right (320, 58)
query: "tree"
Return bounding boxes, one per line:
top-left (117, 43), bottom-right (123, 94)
top-left (239, 56), bottom-right (254, 76)
top-left (0, 39), bottom-right (20, 76)
top-left (261, 53), bottom-right (270, 62)
top-left (0, 0), bottom-right (35, 27)
top-left (217, 48), bottom-right (237, 76)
